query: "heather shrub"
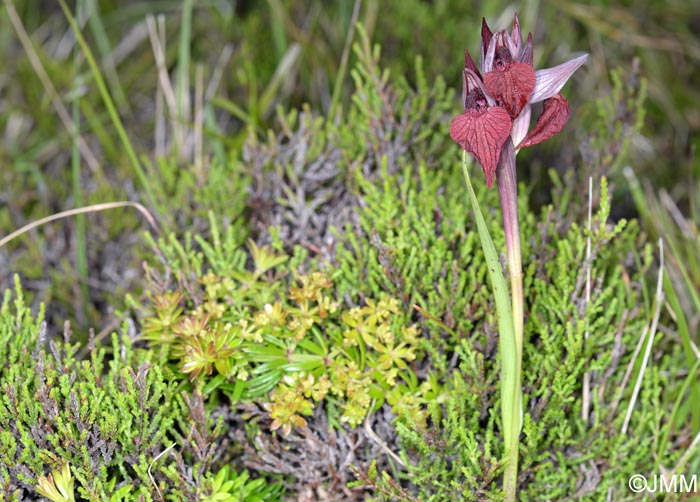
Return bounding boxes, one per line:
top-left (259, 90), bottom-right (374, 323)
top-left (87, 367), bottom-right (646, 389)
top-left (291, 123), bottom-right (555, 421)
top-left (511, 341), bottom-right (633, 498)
top-left (0, 277), bottom-right (283, 501)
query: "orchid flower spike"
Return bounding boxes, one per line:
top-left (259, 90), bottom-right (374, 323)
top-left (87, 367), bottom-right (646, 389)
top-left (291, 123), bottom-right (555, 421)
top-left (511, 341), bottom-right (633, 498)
top-left (450, 14), bottom-right (588, 187)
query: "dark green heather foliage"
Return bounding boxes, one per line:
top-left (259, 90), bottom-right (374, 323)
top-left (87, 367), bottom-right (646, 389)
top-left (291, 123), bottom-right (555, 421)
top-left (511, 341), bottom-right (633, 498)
top-left (0, 278), bottom-right (283, 501)
top-left (123, 35), bottom-right (699, 501)
top-left (361, 180), bottom-right (685, 501)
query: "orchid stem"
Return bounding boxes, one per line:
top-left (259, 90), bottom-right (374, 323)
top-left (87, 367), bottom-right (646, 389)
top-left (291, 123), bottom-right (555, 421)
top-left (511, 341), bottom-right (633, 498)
top-left (496, 140), bottom-right (523, 502)
top-left (461, 147), bottom-right (522, 501)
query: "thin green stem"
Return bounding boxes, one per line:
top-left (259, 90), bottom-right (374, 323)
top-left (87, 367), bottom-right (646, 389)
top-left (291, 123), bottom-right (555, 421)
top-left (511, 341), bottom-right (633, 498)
top-left (177, 0), bottom-right (193, 149)
top-left (72, 1), bottom-right (88, 323)
top-left (656, 356), bottom-right (700, 471)
top-left (57, 0), bottom-right (163, 218)
top-left (328, 0), bottom-right (362, 121)
top-left (85, 0), bottom-right (130, 112)
top-left (460, 150), bottom-right (519, 501)
top-left (495, 140), bottom-right (523, 501)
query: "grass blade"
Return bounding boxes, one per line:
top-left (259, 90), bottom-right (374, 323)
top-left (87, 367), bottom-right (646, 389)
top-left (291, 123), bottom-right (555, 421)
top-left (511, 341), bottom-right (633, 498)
top-left (72, 2), bottom-right (89, 322)
top-left (460, 152), bottom-right (518, 495)
top-left (57, 0), bottom-right (163, 219)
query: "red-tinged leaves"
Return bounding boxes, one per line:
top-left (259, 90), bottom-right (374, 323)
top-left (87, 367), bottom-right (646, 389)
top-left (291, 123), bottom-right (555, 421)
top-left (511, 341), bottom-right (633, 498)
top-left (484, 62), bottom-right (536, 119)
top-left (518, 93), bottom-right (570, 148)
top-left (450, 107), bottom-right (512, 187)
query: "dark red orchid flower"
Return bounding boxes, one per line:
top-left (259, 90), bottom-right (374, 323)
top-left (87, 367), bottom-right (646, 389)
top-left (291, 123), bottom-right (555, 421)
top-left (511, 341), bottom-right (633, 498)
top-left (450, 15), bottom-right (587, 187)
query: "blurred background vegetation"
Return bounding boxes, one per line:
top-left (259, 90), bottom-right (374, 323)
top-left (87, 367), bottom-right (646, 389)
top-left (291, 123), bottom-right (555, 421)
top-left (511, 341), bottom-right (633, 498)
top-left (0, 0), bottom-right (698, 335)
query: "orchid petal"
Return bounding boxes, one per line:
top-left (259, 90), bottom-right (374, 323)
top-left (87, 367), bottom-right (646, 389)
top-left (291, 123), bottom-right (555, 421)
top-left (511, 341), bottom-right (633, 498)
top-left (495, 30), bottom-right (519, 61)
top-left (481, 18), bottom-right (493, 71)
top-left (510, 103), bottom-right (531, 149)
top-left (483, 34), bottom-right (496, 74)
top-left (462, 70), bottom-right (469, 110)
top-left (450, 107), bottom-right (512, 188)
top-left (511, 14), bottom-right (522, 54)
top-left (484, 62), bottom-right (536, 119)
top-left (464, 68), bottom-right (497, 107)
top-left (518, 93), bottom-right (570, 148)
top-left (464, 49), bottom-right (481, 79)
top-left (518, 32), bottom-right (533, 65)
top-left (530, 54), bottom-right (588, 103)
